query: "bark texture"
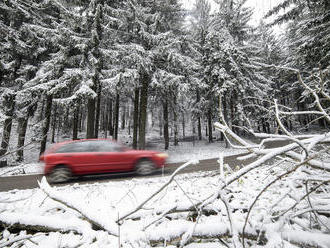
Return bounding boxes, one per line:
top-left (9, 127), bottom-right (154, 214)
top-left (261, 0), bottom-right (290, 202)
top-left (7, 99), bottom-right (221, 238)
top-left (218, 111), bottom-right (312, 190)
top-left (39, 95), bottom-right (53, 156)
top-left (133, 88), bottom-right (139, 149)
top-left (138, 72), bottom-right (149, 150)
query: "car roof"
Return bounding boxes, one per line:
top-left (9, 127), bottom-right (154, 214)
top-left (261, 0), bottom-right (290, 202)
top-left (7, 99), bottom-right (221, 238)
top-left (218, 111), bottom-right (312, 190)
top-left (57, 138), bottom-right (116, 145)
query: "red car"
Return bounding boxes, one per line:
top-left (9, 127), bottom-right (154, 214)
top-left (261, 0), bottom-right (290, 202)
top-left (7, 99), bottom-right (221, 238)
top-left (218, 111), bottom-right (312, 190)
top-left (39, 139), bottom-right (168, 183)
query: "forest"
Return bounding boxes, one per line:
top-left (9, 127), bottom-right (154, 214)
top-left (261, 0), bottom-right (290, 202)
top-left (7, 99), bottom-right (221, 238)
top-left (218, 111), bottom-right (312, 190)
top-left (0, 0), bottom-right (330, 247)
top-left (0, 0), bottom-right (329, 163)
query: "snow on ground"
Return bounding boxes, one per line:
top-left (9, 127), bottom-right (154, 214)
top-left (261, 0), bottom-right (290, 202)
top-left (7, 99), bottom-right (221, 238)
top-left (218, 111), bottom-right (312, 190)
top-left (1, 158), bottom-right (329, 247)
top-left (1, 126), bottom-right (329, 247)
top-left (0, 163), bottom-right (288, 247)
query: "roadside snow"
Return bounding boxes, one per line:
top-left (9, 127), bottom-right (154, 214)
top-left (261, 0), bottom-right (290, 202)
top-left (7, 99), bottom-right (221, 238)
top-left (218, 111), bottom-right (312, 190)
top-left (1, 161), bottom-right (329, 247)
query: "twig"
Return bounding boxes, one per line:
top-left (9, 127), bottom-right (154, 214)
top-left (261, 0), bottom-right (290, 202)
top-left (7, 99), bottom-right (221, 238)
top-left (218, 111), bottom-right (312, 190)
top-left (275, 179), bottom-right (330, 220)
top-left (274, 99), bottom-right (309, 159)
top-left (118, 160), bottom-right (198, 222)
top-left (304, 181), bottom-right (330, 232)
top-left (242, 154), bottom-right (317, 248)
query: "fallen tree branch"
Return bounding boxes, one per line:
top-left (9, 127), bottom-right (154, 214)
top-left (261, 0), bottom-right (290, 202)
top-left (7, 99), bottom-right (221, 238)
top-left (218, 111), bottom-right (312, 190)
top-left (242, 154), bottom-right (317, 247)
top-left (0, 212), bottom-right (93, 236)
top-left (145, 220), bottom-right (265, 245)
top-left (38, 177), bottom-right (118, 237)
top-left (0, 234), bottom-right (42, 248)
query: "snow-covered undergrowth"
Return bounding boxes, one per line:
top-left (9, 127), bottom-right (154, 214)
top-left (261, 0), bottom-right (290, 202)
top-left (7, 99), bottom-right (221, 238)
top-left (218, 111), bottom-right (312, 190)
top-left (1, 156), bottom-right (329, 247)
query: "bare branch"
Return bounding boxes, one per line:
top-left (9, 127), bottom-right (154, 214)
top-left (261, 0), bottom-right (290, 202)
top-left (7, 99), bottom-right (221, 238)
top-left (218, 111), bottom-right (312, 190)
top-left (118, 160), bottom-right (199, 222)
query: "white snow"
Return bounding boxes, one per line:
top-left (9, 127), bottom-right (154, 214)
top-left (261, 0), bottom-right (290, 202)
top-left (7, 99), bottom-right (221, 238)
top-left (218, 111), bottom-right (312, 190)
top-left (0, 130), bottom-right (329, 247)
top-left (1, 149), bottom-right (329, 247)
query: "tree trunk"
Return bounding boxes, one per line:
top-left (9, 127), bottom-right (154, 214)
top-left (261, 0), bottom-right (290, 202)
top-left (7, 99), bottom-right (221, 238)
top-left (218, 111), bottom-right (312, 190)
top-left (94, 87), bottom-right (101, 138)
top-left (51, 104), bottom-right (57, 143)
top-left (230, 95), bottom-right (235, 133)
top-left (208, 107), bottom-right (213, 143)
top-left (0, 93), bottom-right (15, 157)
top-left (114, 93), bottom-right (120, 140)
top-left (0, 118), bottom-right (13, 157)
top-left (173, 95), bottom-right (179, 146)
top-left (39, 95), bottom-right (53, 156)
top-left (86, 97), bottom-right (96, 139)
top-left (222, 94), bottom-right (229, 148)
top-left (121, 104), bottom-right (126, 130)
top-left (182, 111), bottom-right (185, 138)
top-left (63, 107), bottom-right (70, 134)
top-left (138, 72), bottom-right (149, 150)
top-left (197, 89), bottom-right (202, 140)
top-left (78, 109), bottom-right (83, 133)
top-left (72, 107), bottom-right (79, 140)
top-left (16, 116), bottom-right (28, 162)
top-left (192, 121), bottom-right (196, 135)
top-left (128, 105), bottom-right (131, 136)
top-left (57, 115), bottom-right (62, 143)
top-left (16, 103), bottom-right (34, 162)
top-left (103, 108), bottom-right (108, 138)
top-left (107, 98), bottom-right (113, 136)
top-left (133, 88), bottom-right (140, 149)
top-left (151, 108), bottom-right (155, 128)
top-left (163, 97), bottom-right (169, 150)
top-left (38, 97), bottom-right (45, 122)
top-left (159, 108), bottom-right (163, 137)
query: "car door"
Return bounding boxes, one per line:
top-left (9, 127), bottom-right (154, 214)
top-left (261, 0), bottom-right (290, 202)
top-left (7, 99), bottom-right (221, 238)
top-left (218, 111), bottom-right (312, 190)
top-left (56, 141), bottom-right (103, 174)
top-left (91, 140), bottom-right (131, 172)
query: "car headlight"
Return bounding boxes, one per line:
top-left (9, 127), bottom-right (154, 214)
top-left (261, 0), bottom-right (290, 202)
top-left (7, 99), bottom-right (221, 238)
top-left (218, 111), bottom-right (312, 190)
top-left (155, 153), bottom-right (168, 159)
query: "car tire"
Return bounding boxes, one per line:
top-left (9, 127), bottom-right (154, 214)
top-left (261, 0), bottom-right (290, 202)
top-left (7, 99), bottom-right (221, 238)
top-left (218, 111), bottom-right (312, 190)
top-left (135, 159), bottom-right (156, 176)
top-left (47, 165), bottom-right (72, 183)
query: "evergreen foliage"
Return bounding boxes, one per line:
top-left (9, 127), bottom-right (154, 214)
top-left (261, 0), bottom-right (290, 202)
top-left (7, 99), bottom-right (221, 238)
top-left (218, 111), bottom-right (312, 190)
top-left (0, 0), bottom-right (328, 162)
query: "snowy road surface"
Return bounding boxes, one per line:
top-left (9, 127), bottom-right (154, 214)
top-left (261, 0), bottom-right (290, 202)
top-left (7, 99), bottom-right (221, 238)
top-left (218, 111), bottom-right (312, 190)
top-left (0, 153), bottom-right (255, 192)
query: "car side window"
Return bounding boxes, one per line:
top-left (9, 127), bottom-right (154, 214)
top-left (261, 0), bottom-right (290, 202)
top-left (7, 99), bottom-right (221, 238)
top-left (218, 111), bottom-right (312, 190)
top-left (56, 141), bottom-right (91, 153)
top-left (92, 141), bottom-right (122, 152)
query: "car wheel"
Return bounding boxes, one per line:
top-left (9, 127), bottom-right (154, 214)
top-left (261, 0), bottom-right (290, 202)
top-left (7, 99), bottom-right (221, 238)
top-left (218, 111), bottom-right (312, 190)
top-left (135, 159), bottom-right (156, 176)
top-left (47, 166), bottom-right (71, 183)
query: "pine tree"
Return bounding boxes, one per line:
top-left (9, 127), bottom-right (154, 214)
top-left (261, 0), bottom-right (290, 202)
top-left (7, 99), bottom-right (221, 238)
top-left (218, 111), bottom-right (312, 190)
top-left (266, 0), bottom-right (330, 129)
top-left (190, 0), bottom-right (212, 141)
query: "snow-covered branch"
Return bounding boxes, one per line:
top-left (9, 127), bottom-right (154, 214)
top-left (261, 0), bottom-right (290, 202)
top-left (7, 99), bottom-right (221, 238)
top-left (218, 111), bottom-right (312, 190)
top-left (38, 177), bottom-right (118, 237)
